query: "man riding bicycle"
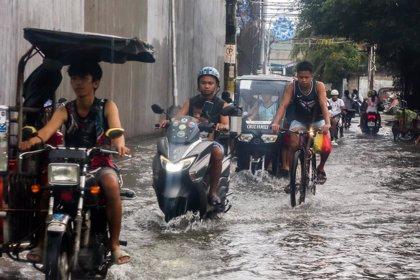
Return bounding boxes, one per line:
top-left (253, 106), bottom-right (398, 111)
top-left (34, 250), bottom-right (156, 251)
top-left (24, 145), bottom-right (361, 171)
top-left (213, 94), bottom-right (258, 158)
top-left (19, 61), bottom-right (130, 265)
top-left (271, 61), bottom-right (331, 184)
top-left (160, 67), bottom-right (229, 206)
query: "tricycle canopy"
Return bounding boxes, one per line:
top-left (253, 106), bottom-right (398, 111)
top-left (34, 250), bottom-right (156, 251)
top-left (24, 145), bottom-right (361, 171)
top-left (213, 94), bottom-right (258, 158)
top-left (24, 28), bottom-right (155, 64)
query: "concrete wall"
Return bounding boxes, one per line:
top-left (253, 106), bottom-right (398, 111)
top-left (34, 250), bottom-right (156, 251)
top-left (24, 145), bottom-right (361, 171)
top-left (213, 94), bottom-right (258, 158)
top-left (0, 0), bottom-right (225, 137)
top-left (0, 0), bottom-right (84, 105)
top-left (346, 73), bottom-right (394, 98)
top-left (174, 0), bottom-right (226, 104)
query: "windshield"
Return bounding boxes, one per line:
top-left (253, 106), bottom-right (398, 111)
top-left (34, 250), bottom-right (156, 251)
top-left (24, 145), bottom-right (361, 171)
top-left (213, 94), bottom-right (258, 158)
top-left (238, 79), bottom-right (287, 122)
top-left (167, 116), bottom-right (200, 145)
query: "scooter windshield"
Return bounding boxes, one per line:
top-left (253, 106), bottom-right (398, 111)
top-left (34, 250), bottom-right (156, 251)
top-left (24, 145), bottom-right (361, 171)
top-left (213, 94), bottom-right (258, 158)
top-left (238, 79), bottom-right (286, 132)
top-left (167, 116), bottom-right (200, 144)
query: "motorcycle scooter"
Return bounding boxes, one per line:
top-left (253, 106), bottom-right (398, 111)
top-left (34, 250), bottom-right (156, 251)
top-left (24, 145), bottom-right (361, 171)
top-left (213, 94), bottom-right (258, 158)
top-left (151, 102), bottom-right (239, 222)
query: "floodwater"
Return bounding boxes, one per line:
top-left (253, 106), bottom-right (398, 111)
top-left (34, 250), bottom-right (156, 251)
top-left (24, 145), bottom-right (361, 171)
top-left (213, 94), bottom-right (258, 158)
top-left (1, 118), bottom-right (419, 279)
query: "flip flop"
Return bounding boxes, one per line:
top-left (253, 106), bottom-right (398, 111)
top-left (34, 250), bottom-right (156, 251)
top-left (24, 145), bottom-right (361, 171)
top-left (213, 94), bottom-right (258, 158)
top-left (208, 194), bottom-right (222, 206)
top-left (111, 248), bottom-right (131, 265)
top-left (26, 246), bottom-right (43, 263)
top-left (316, 170), bottom-right (327, 185)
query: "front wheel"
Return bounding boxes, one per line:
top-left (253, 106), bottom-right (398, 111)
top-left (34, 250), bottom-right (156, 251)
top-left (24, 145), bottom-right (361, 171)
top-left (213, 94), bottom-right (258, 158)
top-left (44, 233), bottom-right (71, 280)
top-left (290, 150), bottom-right (307, 207)
top-left (163, 197), bottom-right (188, 222)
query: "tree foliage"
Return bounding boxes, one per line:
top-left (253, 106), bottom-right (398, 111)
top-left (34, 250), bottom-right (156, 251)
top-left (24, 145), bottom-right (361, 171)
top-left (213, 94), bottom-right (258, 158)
top-left (291, 40), bottom-right (366, 89)
top-left (296, 0), bottom-right (420, 108)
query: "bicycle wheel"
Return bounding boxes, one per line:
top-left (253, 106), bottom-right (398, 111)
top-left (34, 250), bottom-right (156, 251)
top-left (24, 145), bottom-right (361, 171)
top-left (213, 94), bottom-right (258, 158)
top-left (309, 152), bottom-right (317, 195)
top-left (290, 150), bottom-right (306, 207)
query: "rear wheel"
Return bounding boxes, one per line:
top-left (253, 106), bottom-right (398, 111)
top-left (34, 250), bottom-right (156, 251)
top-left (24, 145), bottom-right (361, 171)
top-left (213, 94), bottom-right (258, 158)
top-left (290, 150), bottom-right (307, 207)
top-left (44, 233), bottom-right (71, 280)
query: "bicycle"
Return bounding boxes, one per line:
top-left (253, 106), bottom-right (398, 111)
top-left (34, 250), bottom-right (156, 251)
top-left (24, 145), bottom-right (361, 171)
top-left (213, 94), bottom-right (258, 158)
top-left (283, 128), bottom-right (319, 207)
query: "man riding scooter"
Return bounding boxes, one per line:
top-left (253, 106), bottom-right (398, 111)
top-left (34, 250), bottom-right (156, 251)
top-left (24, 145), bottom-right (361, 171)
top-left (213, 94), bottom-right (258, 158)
top-left (160, 67), bottom-right (229, 206)
top-left (19, 61), bottom-right (131, 265)
top-left (328, 89), bottom-right (345, 145)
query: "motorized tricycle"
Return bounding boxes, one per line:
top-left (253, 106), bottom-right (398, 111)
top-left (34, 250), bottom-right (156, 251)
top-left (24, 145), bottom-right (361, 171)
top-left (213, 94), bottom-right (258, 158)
top-left (232, 75), bottom-right (293, 175)
top-left (0, 28), bottom-right (154, 279)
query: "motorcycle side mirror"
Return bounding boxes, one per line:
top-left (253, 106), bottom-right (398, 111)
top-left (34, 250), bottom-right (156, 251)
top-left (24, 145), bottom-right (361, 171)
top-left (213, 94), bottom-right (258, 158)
top-left (151, 104), bottom-right (165, 114)
top-left (105, 128), bottom-right (125, 139)
top-left (222, 91), bottom-right (233, 103)
top-left (221, 104), bottom-right (242, 116)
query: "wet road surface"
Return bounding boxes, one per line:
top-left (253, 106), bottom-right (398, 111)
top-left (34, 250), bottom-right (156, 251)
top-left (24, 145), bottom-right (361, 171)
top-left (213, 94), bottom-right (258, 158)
top-left (1, 118), bottom-right (419, 279)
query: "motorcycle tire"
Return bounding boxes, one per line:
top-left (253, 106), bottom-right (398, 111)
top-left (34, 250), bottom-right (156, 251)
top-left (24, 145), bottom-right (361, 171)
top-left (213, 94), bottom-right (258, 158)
top-left (44, 233), bottom-right (71, 280)
top-left (163, 197), bottom-right (187, 222)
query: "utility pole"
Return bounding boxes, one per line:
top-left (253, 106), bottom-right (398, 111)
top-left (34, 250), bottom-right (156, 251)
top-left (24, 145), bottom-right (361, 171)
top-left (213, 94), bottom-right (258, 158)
top-left (224, 0), bottom-right (237, 95)
top-left (259, 0), bottom-right (268, 74)
top-left (170, 0), bottom-right (178, 106)
top-left (368, 44), bottom-right (376, 91)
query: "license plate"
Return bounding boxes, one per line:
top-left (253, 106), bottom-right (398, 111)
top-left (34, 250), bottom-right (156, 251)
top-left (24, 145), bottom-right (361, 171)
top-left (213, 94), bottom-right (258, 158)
top-left (367, 122), bottom-right (375, 127)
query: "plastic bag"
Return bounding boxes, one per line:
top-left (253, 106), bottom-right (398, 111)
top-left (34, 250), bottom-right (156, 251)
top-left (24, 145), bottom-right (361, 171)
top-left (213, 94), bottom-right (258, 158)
top-left (313, 132), bottom-right (323, 153)
top-left (321, 132), bottom-right (332, 153)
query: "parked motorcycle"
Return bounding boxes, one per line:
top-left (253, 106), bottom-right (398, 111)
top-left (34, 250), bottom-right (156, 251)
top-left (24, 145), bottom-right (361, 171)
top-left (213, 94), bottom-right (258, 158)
top-left (151, 103), bottom-right (239, 222)
top-left (392, 101), bottom-right (419, 142)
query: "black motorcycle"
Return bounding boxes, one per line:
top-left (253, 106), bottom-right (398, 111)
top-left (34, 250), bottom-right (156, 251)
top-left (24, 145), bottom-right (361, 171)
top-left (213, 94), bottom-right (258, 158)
top-left (18, 129), bottom-right (133, 279)
top-left (151, 103), bottom-right (239, 222)
top-left (362, 112), bottom-right (381, 135)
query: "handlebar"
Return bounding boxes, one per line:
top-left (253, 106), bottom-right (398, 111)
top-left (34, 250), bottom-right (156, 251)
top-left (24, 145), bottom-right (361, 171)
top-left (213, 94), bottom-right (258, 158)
top-left (19, 145), bottom-right (121, 160)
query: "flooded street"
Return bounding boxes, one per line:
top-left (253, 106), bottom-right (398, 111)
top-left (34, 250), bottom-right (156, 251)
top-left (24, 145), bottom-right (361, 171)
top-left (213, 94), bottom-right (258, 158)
top-left (1, 119), bottom-right (419, 279)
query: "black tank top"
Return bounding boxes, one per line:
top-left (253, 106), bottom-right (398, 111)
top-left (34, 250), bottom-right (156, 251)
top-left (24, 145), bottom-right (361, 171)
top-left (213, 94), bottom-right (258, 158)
top-left (188, 95), bottom-right (225, 124)
top-left (291, 80), bottom-right (323, 123)
top-left (64, 98), bottom-right (109, 148)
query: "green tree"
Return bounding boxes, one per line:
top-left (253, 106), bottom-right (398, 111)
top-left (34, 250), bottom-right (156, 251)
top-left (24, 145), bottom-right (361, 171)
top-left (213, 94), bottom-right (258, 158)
top-left (291, 39), bottom-right (366, 89)
top-left (296, 0), bottom-right (420, 108)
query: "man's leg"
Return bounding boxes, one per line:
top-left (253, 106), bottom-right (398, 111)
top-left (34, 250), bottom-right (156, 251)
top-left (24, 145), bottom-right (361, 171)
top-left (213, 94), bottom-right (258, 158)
top-left (330, 117), bottom-right (338, 140)
top-left (209, 145), bottom-right (224, 204)
top-left (100, 170), bottom-right (130, 264)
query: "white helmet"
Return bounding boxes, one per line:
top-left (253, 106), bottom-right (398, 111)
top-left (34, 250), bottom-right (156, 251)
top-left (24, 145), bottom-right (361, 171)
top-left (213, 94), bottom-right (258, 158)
top-left (331, 89), bottom-right (339, 96)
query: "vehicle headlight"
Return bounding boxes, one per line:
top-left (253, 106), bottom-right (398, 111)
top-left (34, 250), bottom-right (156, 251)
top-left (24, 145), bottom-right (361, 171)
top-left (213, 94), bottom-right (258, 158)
top-left (48, 163), bottom-right (80, 185)
top-left (238, 133), bottom-right (253, 142)
top-left (160, 155), bottom-right (196, 173)
top-left (261, 134), bottom-right (278, 143)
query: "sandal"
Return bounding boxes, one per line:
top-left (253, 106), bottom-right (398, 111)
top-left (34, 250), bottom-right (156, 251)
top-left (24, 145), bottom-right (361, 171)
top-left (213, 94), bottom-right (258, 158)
top-left (111, 248), bottom-right (131, 265)
top-left (26, 246), bottom-right (43, 263)
top-left (316, 170), bottom-right (327, 185)
top-left (208, 194), bottom-right (222, 206)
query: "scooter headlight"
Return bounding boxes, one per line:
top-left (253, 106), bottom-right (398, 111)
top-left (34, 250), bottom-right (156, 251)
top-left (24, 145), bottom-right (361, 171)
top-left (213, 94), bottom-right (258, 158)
top-left (261, 134), bottom-right (278, 143)
top-left (48, 163), bottom-right (80, 185)
top-left (160, 155), bottom-right (196, 173)
top-left (238, 133), bottom-right (253, 142)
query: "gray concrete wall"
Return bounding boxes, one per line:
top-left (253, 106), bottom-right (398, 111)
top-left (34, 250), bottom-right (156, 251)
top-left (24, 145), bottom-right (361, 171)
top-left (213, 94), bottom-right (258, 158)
top-left (0, 0), bottom-right (84, 105)
top-left (0, 0), bottom-right (225, 137)
top-left (174, 0), bottom-right (226, 104)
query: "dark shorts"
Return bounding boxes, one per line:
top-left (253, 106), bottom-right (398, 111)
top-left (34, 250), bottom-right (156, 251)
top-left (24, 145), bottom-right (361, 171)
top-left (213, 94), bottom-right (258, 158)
top-left (94, 167), bottom-right (120, 186)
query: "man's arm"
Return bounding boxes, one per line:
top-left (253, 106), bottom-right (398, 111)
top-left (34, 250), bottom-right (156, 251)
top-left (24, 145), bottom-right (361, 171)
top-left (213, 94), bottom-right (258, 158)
top-left (175, 100), bottom-right (189, 117)
top-left (315, 82), bottom-right (331, 132)
top-left (104, 100), bottom-right (129, 156)
top-left (19, 107), bottom-right (67, 150)
top-left (271, 82), bottom-right (293, 132)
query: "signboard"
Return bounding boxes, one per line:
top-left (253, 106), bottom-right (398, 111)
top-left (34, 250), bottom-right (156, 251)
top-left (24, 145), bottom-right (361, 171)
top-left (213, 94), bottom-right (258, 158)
top-left (224, 44), bottom-right (236, 64)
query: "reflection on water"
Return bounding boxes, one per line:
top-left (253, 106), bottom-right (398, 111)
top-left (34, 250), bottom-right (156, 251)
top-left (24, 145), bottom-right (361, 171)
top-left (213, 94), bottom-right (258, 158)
top-left (1, 121), bottom-right (419, 279)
